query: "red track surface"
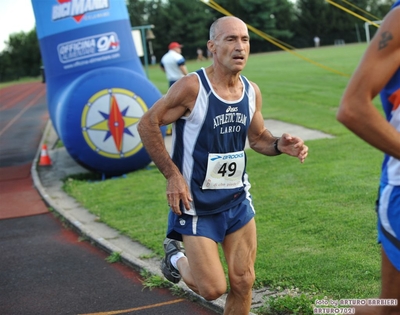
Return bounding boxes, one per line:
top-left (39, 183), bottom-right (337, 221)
top-left (0, 82), bottom-right (49, 219)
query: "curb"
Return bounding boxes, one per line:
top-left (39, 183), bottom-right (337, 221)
top-left (31, 116), bottom-right (335, 314)
top-left (31, 120), bottom-right (234, 314)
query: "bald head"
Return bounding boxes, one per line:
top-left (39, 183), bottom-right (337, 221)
top-left (209, 16), bottom-right (247, 40)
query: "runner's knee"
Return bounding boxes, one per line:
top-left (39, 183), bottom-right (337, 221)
top-left (229, 269), bottom-right (255, 296)
top-left (198, 281), bottom-right (227, 301)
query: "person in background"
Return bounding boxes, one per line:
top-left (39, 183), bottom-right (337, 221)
top-left (160, 42), bottom-right (188, 87)
top-left (151, 54), bottom-right (156, 65)
top-left (337, 2), bottom-right (400, 314)
top-left (138, 16), bottom-right (308, 314)
top-left (196, 47), bottom-right (204, 61)
top-left (313, 36), bottom-right (320, 47)
top-left (160, 42), bottom-right (188, 135)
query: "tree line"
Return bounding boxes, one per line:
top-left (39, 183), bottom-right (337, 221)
top-left (0, 0), bottom-right (394, 83)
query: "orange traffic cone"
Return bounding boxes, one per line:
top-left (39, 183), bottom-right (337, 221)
top-left (39, 144), bottom-right (52, 166)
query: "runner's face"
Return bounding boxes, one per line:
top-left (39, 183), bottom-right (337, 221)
top-left (213, 18), bottom-right (250, 72)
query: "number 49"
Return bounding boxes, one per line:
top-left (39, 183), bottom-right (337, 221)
top-left (218, 162), bottom-right (237, 177)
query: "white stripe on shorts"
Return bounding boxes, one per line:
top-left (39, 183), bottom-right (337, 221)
top-left (380, 184), bottom-right (397, 237)
top-left (192, 216), bottom-right (198, 235)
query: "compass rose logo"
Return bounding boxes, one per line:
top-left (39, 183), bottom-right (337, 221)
top-left (81, 88), bottom-right (147, 158)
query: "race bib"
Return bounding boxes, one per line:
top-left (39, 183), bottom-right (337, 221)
top-left (202, 151), bottom-right (245, 190)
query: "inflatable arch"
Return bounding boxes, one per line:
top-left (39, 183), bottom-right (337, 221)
top-left (31, 0), bottom-right (164, 176)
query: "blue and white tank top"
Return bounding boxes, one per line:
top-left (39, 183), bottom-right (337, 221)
top-left (171, 68), bottom-right (256, 215)
top-left (379, 0), bottom-right (400, 186)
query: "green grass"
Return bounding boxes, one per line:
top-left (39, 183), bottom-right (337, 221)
top-left (63, 43), bottom-right (384, 304)
top-left (105, 251), bottom-right (122, 263)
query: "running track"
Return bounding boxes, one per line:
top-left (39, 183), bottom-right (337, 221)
top-left (0, 82), bottom-right (220, 315)
top-left (0, 82), bottom-right (49, 219)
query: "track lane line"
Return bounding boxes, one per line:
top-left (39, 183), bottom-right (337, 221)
top-left (0, 87), bottom-right (46, 137)
top-left (79, 298), bottom-right (186, 315)
top-left (0, 83), bottom-right (43, 110)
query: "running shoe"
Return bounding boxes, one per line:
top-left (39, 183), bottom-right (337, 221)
top-left (161, 238), bottom-right (184, 283)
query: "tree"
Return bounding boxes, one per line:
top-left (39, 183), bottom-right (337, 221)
top-left (199, 0), bottom-right (296, 52)
top-left (145, 0), bottom-right (214, 60)
top-left (291, 0), bottom-right (382, 47)
top-left (322, 0), bottom-right (396, 44)
top-left (293, 0), bottom-right (329, 47)
top-left (136, 0), bottom-right (298, 55)
top-left (0, 51), bottom-right (13, 82)
top-left (273, 0), bottom-right (296, 40)
top-left (367, 0), bottom-right (395, 20)
top-left (0, 29), bottom-right (41, 82)
top-left (127, 0), bottom-right (147, 26)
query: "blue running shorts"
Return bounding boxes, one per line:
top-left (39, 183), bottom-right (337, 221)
top-left (377, 183), bottom-right (400, 271)
top-left (167, 197), bottom-right (255, 243)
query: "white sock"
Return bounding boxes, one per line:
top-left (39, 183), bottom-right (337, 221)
top-left (170, 252), bottom-right (185, 270)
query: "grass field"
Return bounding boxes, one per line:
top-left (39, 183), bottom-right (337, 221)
top-left (62, 43), bottom-right (384, 309)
